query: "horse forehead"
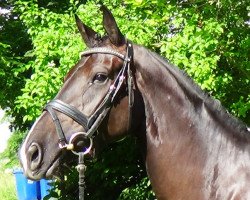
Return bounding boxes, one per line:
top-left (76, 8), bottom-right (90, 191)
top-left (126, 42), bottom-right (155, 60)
top-left (92, 53), bottom-right (122, 71)
top-left (64, 53), bottom-right (123, 85)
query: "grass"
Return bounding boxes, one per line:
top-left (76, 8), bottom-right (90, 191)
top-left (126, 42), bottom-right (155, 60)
top-left (0, 159), bottom-right (17, 200)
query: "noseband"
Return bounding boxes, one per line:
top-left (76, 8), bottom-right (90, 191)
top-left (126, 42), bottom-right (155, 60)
top-left (44, 41), bottom-right (134, 152)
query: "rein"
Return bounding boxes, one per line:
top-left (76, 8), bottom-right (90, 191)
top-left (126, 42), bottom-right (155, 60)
top-left (44, 41), bottom-right (134, 199)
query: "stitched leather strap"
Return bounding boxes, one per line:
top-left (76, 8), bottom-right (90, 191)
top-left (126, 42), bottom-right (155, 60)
top-left (45, 100), bottom-right (89, 130)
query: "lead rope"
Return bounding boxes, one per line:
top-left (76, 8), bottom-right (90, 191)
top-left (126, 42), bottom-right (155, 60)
top-left (77, 152), bottom-right (86, 200)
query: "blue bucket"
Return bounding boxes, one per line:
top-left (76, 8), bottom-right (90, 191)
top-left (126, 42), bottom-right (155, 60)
top-left (13, 168), bottom-right (41, 200)
top-left (40, 179), bottom-right (53, 199)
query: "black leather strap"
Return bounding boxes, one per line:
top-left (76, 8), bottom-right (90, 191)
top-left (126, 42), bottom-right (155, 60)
top-left (45, 100), bottom-right (89, 130)
top-left (45, 106), bottom-right (67, 148)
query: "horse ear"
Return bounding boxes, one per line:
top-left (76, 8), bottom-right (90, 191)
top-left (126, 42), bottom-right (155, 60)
top-left (75, 15), bottom-right (100, 48)
top-left (101, 5), bottom-right (125, 46)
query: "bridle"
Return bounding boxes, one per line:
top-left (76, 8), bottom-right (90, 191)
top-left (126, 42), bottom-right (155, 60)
top-left (44, 41), bottom-right (134, 153)
top-left (44, 41), bottom-right (134, 200)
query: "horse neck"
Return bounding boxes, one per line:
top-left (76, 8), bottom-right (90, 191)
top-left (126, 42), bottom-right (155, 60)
top-left (133, 44), bottom-right (249, 147)
top-left (133, 45), bottom-right (250, 199)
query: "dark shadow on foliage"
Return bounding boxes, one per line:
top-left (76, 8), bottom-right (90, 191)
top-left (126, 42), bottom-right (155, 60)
top-left (47, 136), bottom-right (154, 200)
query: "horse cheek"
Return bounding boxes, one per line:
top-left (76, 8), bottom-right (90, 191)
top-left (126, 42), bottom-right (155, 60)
top-left (107, 98), bottom-right (129, 140)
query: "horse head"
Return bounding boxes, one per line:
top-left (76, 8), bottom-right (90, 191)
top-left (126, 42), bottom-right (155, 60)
top-left (20, 6), bottom-right (144, 180)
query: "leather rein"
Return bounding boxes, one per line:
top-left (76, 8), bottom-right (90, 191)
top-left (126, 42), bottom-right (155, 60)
top-left (44, 41), bottom-right (134, 153)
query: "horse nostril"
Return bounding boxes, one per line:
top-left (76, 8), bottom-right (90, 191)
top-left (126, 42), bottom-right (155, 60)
top-left (28, 143), bottom-right (42, 171)
top-left (31, 147), bottom-right (39, 161)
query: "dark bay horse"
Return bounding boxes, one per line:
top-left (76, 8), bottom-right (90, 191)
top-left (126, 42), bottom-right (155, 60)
top-left (20, 6), bottom-right (250, 200)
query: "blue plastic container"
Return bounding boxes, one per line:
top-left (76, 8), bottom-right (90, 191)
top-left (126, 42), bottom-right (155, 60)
top-left (40, 179), bottom-right (53, 199)
top-left (13, 168), bottom-right (41, 200)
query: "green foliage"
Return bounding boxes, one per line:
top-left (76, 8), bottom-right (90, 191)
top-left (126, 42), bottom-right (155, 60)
top-left (118, 177), bottom-right (154, 200)
top-left (84, 137), bottom-right (150, 200)
top-left (0, 5), bottom-right (32, 130)
top-left (0, 0), bottom-right (249, 199)
top-left (14, 0), bottom-right (83, 122)
top-left (0, 161), bottom-right (16, 200)
top-left (0, 130), bottom-right (25, 168)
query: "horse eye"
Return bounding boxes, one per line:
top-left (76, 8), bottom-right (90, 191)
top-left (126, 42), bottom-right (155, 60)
top-left (93, 73), bottom-right (108, 83)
